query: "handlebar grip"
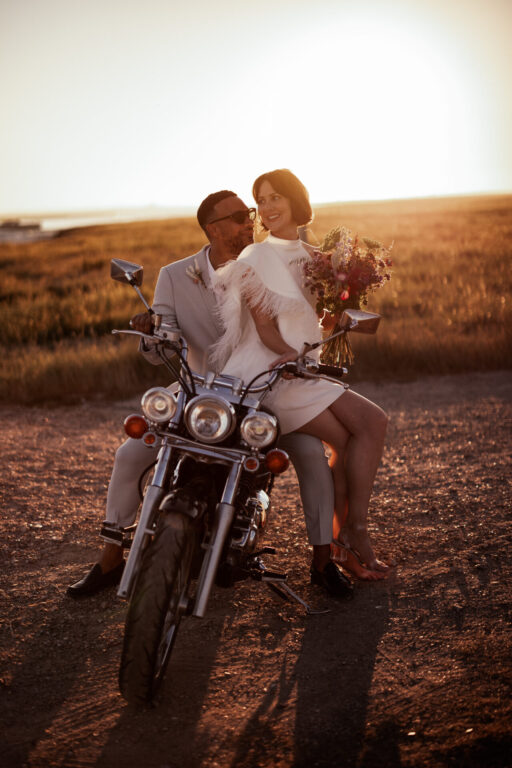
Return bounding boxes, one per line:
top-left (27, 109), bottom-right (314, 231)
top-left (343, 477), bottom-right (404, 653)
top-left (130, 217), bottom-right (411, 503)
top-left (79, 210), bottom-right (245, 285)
top-left (317, 364), bottom-right (346, 379)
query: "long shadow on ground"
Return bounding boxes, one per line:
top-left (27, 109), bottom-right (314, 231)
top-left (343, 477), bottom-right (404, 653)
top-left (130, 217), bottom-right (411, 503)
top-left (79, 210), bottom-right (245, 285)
top-left (228, 584), bottom-right (391, 768)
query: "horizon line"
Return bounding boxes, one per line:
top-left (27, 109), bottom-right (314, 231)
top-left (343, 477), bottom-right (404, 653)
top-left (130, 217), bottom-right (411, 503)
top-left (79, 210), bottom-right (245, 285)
top-left (2, 188), bottom-right (512, 220)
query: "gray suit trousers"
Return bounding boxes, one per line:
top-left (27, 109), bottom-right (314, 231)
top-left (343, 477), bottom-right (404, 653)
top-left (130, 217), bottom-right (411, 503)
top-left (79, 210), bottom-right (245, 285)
top-left (105, 433), bottom-right (334, 546)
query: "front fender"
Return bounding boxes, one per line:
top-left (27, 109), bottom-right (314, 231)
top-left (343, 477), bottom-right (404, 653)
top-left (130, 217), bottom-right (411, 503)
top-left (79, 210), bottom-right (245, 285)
top-left (159, 488), bottom-right (208, 520)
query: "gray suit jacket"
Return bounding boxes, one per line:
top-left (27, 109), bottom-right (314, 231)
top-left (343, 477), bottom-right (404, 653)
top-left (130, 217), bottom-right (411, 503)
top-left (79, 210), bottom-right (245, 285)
top-left (142, 246), bottom-right (224, 374)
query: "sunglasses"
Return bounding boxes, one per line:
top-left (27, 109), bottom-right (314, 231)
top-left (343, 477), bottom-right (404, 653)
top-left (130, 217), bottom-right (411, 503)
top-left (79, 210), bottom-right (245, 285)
top-left (208, 207), bottom-right (257, 226)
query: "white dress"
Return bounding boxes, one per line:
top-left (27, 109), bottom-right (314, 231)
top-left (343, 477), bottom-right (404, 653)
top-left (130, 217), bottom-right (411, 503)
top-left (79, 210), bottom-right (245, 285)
top-left (210, 233), bottom-right (346, 434)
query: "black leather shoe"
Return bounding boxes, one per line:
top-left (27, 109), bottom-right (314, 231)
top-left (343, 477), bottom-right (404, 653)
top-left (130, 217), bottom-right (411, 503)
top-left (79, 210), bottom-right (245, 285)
top-left (66, 561), bottom-right (124, 598)
top-left (311, 561), bottom-right (353, 599)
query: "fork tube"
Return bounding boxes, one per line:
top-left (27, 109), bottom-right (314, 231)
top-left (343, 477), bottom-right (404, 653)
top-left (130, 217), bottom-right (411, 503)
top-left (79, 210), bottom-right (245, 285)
top-left (117, 443), bottom-right (173, 599)
top-left (192, 461), bottom-right (243, 618)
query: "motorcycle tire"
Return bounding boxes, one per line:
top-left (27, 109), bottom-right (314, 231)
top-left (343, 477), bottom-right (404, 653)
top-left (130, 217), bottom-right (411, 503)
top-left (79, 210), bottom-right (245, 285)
top-left (119, 510), bottom-right (196, 705)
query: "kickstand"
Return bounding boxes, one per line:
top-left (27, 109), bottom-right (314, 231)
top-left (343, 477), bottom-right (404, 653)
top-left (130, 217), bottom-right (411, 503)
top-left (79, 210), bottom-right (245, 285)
top-left (265, 578), bottom-right (330, 615)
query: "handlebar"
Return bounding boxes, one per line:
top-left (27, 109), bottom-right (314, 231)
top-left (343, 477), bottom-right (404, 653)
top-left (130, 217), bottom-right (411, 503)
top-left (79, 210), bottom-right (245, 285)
top-left (239, 358), bottom-right (347, 399)
top-left (113, 328), bottom-right (347, 395)
top-left (316, 363), bottom-right (347, 380)
top-left (282, 360), bottom-right (346, 380)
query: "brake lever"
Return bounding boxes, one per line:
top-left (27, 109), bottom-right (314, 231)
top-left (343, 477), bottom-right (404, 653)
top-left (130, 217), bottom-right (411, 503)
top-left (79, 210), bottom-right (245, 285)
top-left (112, 329), bottom-right (156, 343)
top-left (111, 329), bottom-right (183, 358)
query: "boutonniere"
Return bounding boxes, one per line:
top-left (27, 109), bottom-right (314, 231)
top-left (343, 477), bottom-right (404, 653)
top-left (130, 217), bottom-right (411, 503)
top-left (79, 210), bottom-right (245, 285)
top-left (186, 258), bottom-right (207, 289)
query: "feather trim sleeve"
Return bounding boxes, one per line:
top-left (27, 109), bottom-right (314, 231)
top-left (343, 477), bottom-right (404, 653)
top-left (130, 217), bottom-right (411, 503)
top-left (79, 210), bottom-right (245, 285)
top-left (209, 245), bottom-right (314, 370)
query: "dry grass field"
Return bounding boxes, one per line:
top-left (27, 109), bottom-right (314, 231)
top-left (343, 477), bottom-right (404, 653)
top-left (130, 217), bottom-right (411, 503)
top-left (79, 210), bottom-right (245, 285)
top-left (1, 194), bottom-right (511, 404)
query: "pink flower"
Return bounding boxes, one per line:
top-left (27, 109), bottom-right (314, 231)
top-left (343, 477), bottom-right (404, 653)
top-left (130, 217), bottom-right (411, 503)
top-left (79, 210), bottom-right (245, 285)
top-left (340, 289), bottom-right (350, 301)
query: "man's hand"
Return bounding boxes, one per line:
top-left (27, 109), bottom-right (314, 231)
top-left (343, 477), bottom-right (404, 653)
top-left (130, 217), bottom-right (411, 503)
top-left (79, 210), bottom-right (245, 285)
top-left (130, 312), bottom-right (153, 334)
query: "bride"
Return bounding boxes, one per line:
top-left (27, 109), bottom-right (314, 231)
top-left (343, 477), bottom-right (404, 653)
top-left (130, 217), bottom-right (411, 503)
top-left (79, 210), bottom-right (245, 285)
top-left (211, 169), bottom-right (390, 582)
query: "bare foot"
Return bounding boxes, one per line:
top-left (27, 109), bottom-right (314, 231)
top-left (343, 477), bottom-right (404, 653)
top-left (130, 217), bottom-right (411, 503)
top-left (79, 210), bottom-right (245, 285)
top-left (341, 528), bottom-right (391, 574)
top-left (331, 540), bottom-right (388, 582)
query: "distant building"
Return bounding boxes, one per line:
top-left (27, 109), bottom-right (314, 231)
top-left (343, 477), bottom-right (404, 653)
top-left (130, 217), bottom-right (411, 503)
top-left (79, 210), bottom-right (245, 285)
top-left (0, 219), bottom-right (41, 231)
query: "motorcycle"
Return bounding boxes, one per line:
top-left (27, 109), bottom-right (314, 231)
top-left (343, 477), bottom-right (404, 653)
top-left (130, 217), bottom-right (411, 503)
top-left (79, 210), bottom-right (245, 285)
top-left (108, 257), bottom-right (380, 706)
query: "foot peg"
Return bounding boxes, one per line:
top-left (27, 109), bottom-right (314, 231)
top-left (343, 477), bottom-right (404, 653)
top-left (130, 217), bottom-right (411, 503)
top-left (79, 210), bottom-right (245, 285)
top-left (100, 522), bottom-right (137, 549)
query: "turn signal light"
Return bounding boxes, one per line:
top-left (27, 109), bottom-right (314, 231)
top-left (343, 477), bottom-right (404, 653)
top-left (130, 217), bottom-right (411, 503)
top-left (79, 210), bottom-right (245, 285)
top-left (124, 414), bottom-right (149, 439)
top-left (265, 448), bottom-right (290, 475)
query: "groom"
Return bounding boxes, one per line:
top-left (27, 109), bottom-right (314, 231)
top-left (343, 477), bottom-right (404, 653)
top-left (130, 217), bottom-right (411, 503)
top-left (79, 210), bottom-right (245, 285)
top-left (67, 190), bottom-right (352, 599)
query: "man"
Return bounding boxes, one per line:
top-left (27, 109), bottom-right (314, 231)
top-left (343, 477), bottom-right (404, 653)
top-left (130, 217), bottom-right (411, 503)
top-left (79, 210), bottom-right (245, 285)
top-left (67, 191), bottom-right (352, 599)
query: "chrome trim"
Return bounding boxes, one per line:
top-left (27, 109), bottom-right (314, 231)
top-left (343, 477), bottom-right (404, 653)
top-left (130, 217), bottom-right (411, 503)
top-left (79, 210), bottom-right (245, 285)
top-left (192, 461), bottom-right (243, 617)
top-left (191, 369), bottom-right (279, 395)
top-left (243, 456), bottom-right (260, 472)
top-left (160, 433), bottom-right (261, 463)
top-left (203, 371), bottom-right (215, 390)
top-left (240, 411), bottom-right (278, 448)
top-left (141, 387), bottom-right (177, 423)
top-left (117, 444), bottom-right (173, 599)
top-left (184, 394), bottom-right (237, 444)
top-left (169, 386), bottom-right (187, 429)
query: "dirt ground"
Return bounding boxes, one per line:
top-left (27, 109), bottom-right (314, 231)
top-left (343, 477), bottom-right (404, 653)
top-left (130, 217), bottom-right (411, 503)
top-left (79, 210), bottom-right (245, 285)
top-left (1, 371), bottom-right (511, 768)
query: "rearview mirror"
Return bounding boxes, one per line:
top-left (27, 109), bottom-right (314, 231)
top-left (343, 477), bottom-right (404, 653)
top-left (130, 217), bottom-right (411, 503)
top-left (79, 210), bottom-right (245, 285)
top-left (111, 258), bottom-right (144, 286)
top-left (340, 308), bottom-right (381, 334)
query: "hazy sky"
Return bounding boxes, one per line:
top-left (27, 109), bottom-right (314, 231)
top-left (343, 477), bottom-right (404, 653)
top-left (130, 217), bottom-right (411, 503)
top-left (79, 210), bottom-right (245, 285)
top-left (1, 0), bottom-right (511, 214)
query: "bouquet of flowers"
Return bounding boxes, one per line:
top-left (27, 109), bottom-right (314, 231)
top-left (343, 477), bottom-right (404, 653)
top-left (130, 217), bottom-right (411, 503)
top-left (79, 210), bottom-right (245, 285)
top-left (303, 226), bottom-right (393, 365)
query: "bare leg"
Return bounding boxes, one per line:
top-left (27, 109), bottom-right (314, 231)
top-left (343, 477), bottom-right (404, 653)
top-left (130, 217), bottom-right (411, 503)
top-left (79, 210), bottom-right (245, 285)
top-left (298, 389), bottom-right (388, 573)
top-left (328, 391), bottom-right (388, 569)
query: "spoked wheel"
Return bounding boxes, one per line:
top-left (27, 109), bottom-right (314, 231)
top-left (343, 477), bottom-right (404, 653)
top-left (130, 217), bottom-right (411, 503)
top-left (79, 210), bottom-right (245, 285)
top-left (152, 550), bottom-right (188, 688)
top-left (119, 510), bottom-right (197, 706)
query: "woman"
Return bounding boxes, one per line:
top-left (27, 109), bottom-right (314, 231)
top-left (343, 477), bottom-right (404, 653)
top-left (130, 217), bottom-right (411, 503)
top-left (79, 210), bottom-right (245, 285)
top-left (212, 169), bottom-right (389, 582)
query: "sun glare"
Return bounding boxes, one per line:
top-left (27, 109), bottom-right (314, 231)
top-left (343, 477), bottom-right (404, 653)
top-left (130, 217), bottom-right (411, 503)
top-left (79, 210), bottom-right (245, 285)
top-left (0, 0), bottom-right (510, 213)
top-left (236, 11), bottom-right (485, 203)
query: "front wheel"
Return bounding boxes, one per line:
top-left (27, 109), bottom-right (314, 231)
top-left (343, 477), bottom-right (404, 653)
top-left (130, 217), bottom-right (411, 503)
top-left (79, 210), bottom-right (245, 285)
top-left (119, 510), bottom-right (197, 705)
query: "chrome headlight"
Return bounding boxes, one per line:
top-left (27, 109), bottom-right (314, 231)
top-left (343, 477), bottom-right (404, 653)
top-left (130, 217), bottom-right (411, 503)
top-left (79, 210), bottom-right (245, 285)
top-left (184, 395), bottom-right (236, 444)
top-left (240, 411), bottom-right (278, 448)
top-left (141, 387), bottom-right (177, 423)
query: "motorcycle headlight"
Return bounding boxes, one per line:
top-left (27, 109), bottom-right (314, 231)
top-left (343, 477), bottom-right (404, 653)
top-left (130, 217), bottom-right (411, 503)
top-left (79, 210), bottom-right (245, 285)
top-left (184, 395), bottom-right (236, 444)
top-left (240, 411), bottom-right (278, 448)
top-left (141, 387), bottom-right (177, 423)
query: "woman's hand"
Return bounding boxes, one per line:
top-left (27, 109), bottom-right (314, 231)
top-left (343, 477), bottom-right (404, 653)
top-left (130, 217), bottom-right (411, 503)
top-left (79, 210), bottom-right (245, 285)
top-left (270, 348), bottom-right (299, 371)
top-left (320, 310), bottom-right (339, 332)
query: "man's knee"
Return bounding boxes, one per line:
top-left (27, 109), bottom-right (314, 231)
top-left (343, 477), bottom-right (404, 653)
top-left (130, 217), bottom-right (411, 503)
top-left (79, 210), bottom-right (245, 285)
top-left (112, 437), bottom-right (157, 479)
top-left (279, 433), bottom-right (329, 470)
top-left (295, 436), bottom-right (328, 464)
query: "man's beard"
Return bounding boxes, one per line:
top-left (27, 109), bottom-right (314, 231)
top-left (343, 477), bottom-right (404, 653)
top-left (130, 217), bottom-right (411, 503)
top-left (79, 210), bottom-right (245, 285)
top-left (226, 231), bottom-right (253, 255)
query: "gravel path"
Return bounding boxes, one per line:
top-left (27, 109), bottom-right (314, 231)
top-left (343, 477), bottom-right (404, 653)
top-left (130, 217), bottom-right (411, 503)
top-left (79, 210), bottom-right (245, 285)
top-left (1, 371), bottom-right (511, 768)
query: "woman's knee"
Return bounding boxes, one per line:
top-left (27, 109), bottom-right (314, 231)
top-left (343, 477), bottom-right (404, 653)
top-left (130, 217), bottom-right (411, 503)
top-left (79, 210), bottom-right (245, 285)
top-left (371, 406), bottom-right (388, 441)
top-left (351, 399), bottom-right (388, 443)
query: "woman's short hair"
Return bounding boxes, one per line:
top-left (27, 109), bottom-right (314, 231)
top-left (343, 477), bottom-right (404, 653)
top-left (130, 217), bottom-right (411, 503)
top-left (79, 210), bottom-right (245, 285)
top-left (197, 190), bottom-right (237, 235)
top-left (252, 169), bottom-right (313, 228)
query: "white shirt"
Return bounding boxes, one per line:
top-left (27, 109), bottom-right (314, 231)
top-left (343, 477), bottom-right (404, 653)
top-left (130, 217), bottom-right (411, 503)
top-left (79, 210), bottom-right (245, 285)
top-left (206, 246), bottom-right (230, 301)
